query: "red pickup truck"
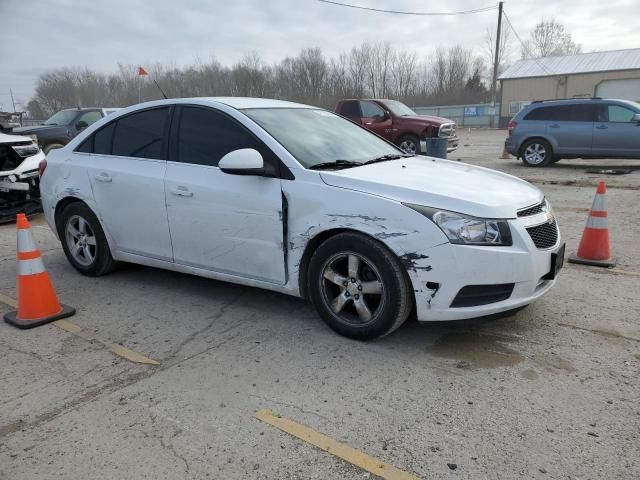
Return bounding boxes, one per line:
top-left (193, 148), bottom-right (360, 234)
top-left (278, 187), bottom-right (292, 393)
top-left (335, 99), bottom-right (459, 155)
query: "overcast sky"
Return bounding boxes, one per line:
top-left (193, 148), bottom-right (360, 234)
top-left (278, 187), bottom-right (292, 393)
top-left (1, 0), bottom-right (639, 111)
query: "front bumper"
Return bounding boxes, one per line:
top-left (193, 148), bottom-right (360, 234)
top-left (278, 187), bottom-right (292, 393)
top-left (408, 214), bottom-right (562, 322)
top-left (445, 135), bottom-right (459, 153)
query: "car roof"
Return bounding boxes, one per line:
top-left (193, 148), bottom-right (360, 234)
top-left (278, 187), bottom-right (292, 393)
top-left (201, 97), bottom-right (314, 109)
top-left (526, 98), bottom-right (637, 108)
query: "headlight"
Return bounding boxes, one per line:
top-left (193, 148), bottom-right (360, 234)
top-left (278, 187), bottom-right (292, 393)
top-left (404, 203), bottom-right (512, 246)
top-left (12, 142), bottom-right (41, 158)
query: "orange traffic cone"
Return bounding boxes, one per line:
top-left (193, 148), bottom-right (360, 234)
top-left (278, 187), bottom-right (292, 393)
top-left (568, 181), bottom-right (617, 268)
top-left (500, 147), bottom-right (511, 159)
top-left (4, 214), bottom-right (75, 329)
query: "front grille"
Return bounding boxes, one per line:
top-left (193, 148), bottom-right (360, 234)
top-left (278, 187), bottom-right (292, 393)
top-left (450, 283), bottom-right (515, 308)
top-left (438, 123), bottom-right (456, 138)
top-left (517, 200), bottom-right (546, 217)
top-left (526, 219), bottom-right (558, 249)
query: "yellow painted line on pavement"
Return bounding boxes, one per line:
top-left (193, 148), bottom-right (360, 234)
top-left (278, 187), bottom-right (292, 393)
top-left (255, 408), bottom-right (421, 480)
top-left (0, 293), bottom-right (159, 366)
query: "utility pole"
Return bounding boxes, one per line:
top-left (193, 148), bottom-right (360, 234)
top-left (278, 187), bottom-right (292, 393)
top-left (10, 88), bottom-right (16, 112)
top-left (490, 1), bottom-right (503, 127)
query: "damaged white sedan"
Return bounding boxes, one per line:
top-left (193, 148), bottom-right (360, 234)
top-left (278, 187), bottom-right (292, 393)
top-left (40, 98), bottom-right (564, 340)
top-left (0, 132), bottom-right (45, 221)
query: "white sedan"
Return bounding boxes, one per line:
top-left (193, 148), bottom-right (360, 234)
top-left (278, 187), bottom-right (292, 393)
top-left (40, 97), bottom-right (564, 340)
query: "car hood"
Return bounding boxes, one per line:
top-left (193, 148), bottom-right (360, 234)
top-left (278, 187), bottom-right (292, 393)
top-left (400, 114), bottom-right (453, 125)
top-left (0, 132), bottom-right (32, 144)
top-left (12, 124), bottom-right (60, 134)
top-left (319, 157), bottom-right (543, 219)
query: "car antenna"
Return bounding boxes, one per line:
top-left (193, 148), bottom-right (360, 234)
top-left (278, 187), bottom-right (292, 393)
top-left (152, 78), bottom-right (168, 100)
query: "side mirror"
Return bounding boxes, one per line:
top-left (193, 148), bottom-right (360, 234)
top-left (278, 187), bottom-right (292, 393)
top-left (218, 148), bottom-right (265, 176)
top-left (75, 120), bottom-right (88, 131)
top-left (632, 113), bottom-right (640, 124)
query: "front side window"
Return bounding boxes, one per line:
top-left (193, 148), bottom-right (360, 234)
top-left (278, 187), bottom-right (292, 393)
top-left (360, 101), bottom-right (386, 118)
top-left (383, 100), bottom-right (415, 117)
top-left (176, 107), bottom-right (264, 167)
top-left (243, 108), bottom-right (402, 168)
top-left (77, 111), bottom-right (102, 127)
top-left (94, 123), bottom-right (115, 154)
top-left (112, 108), bottom-right (168, 159)
top-left (607, 104), bottom-right (635, 123)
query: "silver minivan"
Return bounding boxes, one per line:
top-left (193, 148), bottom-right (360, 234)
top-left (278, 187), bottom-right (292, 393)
top-left (505, 98), bottom-right (640, 167)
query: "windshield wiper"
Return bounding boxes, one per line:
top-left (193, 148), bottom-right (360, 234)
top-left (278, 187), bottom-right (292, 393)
top-left (363, 153), bottom-right (412, 165)
top-left (308, 160), bottom-right (362, 171)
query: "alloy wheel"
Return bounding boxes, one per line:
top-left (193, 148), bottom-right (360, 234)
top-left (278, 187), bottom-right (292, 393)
top-left (65, 214), bottom-right (97, 266)
top-left (398, 140), bottom-right (417, 155)
top-left (524, 143), bottom-right (546, 164)
top-left (320, 252), bottom-right (385, 325)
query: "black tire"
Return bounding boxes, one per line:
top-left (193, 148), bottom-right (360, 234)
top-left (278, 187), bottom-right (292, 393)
top-left (307, 232), bottom-right (413, 340)
top-left (57, 202), bottom-right (116, 276)
top-left (519, 138), bottom-right (553, 167)
top-left (396, 134), bottom-right (419, 155)
top-left (44, 143), bottom-right (65, 155)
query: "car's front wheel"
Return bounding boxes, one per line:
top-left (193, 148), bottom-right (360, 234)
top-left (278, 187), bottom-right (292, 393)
top-left (57, 202), bottom-right (116, 276)
top-left (308, 232), bottom-right (413, 340)
top-left (396, 135), bottom-right (419, 155)
top-left (520, 138), bottom-right (553, 167)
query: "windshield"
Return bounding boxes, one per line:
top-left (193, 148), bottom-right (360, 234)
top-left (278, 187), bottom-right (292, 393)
top-left (242, 108), bottom-right (402, 168)
top-left (383, 100), bottom-right (415, 117)
top-left (44, 110), bottom-right (78, 125)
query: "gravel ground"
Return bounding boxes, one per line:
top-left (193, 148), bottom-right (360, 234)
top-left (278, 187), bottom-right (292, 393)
top-left (1, 129), bottom-right (638, 480)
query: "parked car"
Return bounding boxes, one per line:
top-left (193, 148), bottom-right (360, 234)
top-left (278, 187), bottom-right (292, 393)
top-left (0, 132), bottom-right (45, 221)
top-left (0, 111), bottom-right (21, 132)
top-left (40, 97), bottom-right (563, 340)
top-left (505, 98), bottom-right (640, 167)
top-left (11, 107), bottom-right (120, 154)
top-left (335, 98), bottom-right (459, 154)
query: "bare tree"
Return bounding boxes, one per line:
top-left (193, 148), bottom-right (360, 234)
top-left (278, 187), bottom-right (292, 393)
top-left (26, 42), bottom-right (492, 118)
top-left (521, 19), bottom-right (582, 58)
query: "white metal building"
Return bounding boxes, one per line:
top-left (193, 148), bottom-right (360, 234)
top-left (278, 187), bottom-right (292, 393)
top-left (498, 48), bottom-right (640, 125)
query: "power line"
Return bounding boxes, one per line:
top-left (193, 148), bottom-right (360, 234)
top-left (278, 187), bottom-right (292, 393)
top-left (502, 9), bottom-right (555, 76)
top-left (317, 0), bottom-right (498, 16)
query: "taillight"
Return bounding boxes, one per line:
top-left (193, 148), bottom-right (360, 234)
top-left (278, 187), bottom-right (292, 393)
top-left (507, 120), bottom-right (518, 132)
top-left (38, 159), bottom-right (47, 178)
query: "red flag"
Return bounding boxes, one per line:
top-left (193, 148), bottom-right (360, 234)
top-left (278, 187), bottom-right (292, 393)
top-left (138, 66), bottom-right (148, 76)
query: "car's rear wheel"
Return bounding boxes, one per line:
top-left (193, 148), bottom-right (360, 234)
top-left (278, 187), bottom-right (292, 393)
top-left (397, 135), bottom-right (419, 155)
top-left (57, 202), bottom-right (115, 276)
top-left (520, 139), bottom-right (553, 167)
top-left (308, 232), bottom-right (413, 340)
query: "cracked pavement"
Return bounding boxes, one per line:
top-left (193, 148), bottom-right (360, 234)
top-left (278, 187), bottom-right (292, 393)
top-left (1, 130), bottom-right (639, 479)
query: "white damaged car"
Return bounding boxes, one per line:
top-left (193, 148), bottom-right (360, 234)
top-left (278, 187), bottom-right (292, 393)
top-left (40, 98), bottom-right (564, 340)
top-left (0, 132), bottom-right (45, 220)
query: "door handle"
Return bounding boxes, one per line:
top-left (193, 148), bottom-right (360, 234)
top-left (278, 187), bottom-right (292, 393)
top-left (94, 173), bottom-right (112, 183)
top-left (549, 124), bottom-right (560, 128)
top-left (596, 125), bottom-right (608, 130)
top-left (169, 186), bottom-right (193, 197)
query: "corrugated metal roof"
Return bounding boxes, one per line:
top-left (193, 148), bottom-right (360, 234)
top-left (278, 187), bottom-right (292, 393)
top-left (499, 48), bottom-right (640, 80)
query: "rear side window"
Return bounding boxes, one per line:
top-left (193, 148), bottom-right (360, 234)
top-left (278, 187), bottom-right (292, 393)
top-left (340, 101), bottom-right (361, 118)
top-left (175, 106), bottom-right (274, 169)
top-left (607, 104), bottom-right (635, 122)
top-left (112, 108), bottom-right (169, 159)
top-left (524, 104), bottom-right (596, 122)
